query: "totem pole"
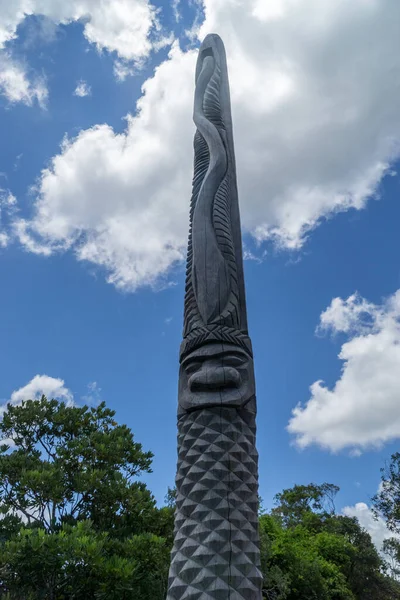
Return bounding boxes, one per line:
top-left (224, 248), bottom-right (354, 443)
top-left (167, 34), bottom-right (263, 600)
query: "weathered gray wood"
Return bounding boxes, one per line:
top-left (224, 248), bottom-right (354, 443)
top-left (167, 33), bottom-right (263, 600)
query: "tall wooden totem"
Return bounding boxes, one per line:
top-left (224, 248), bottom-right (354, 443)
top-left (167, 33), bottom-right (263, 600)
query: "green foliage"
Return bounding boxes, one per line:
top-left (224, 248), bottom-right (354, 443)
top-left (382, 538), bottom-right (400, 581)
top-left (372, 452), bottom-right (400, 535)
top-left (0, 522), bottom-right (170, 599)
top-left (0, 397), bottom-right (154, 536)
top-left (1, 398), bottom-right (400, 599)
top-left (0, 396), bottom-right (171, 599)
top-left (260, 515), bottom-right (354, 600)
top-left (272, 483), bottom-right (339, 528)
top-left (164, 486), bottom-right (177, 509)
top-left (372, 453), bottom-right (400, 594)
top-left (260, 483), bottom-right (400, 600)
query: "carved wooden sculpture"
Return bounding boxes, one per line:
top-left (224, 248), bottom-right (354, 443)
top-left (166, 34), bottom-right (263, 600)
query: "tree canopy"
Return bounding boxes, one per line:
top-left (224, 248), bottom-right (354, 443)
top-left (372, 452), bottom-right (400, 587)
top-left (261, 482), bottom-right (400, 600)
top-left (0, 396), bottom-right (399, 599)
top-left (0, 396), bottom-right (172, 599)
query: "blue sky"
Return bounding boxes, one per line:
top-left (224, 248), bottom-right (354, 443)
top-left (1, 0), bottom-right (400, 551)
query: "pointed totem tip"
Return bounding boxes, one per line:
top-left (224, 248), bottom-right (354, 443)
top-left (200, 32), bottom-right (224, 47)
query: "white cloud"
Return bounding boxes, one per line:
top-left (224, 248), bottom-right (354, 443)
top-left (0, 375), bottom-right (73, 455)
top-left (12, 0), bottom-right (400, 288)
top-left (0, 189), bottom-right (17, 208)
top-left (73, 80), bottom-right (91, 98)
top-left (172, 0), bottom-right (181, 22)
top-left (9, 375), bottom-right (73, 405)
top-left (81, 381), bottom-right (102, 405)
top-left (0, 0), bottom-right (159, 63)
top-left (342, 501), bottom-right (399, 555)
top-left (0, 0), bottom-right (164, 105)
top-left (0, 53), bottom-right (47, 106)
top-left (0, 375), bottom-right (74, 436)
top-left (288, 291), bottom-right (400, 453)
top-left (317, 293), bottom-right (378, 335)
top-left (113, 60), bottom-right (136, 82)
top-left (0, 190), bottom-right (17, 247)
top-left (15, 42), bottom-right (195, 290)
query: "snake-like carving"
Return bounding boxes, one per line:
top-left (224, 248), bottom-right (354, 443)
top-left (192, 48), bottom-right (231, 325)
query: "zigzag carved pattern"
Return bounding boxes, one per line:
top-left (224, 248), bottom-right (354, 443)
top-left (180, 325), bottom-right (253, 360)
top-left (166, 406), bottom-right (263, 599)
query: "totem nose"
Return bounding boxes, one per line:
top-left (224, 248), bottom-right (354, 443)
top-left (189, 366), bottom-right (241, 391)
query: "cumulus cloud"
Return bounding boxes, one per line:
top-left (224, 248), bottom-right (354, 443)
top-left (12, 0), bottom-right (400, 288)
top-left (10, 375), bottom-right (73, 404)
top-left (198, 0), bottom-right (400, 247)
top-left (15, 42), bottom-right (195, 290)
top-left (9, 375), bottom-right (73, 405)
top-left (0, 0), bottom-right (159, 64)
top-left (0, 0), bottom-right (163, 105)
top-left (342, 501), bottom-right (399, 555)
top-left (288, 291), bottom-right (400, 453)
top-left (0, 374), bottom-right (74, 434)
top-left (0, 375), bottom-right (73, 451)
top-left (0, 53), bottom-right (47, 106)
top-left (73, 80), bottom-right (91, 98)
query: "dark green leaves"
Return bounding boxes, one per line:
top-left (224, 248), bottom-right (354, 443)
top-left (0, 396), bottom-right (171, 599)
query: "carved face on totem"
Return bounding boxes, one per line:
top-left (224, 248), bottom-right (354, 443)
top-left (178, 342), bottom-right (255, 413)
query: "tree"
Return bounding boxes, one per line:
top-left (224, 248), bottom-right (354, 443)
top-left (261, 483), bottom-right (400, 600)
top-left (0, 522), bottom-right (171, 599)
top-left (382, 538), bottom-right (400, 582)
top-left (372, 452), bottom-right (400, 535)
top-left (372, 453), bottom-right (400, 593)
top-left (272, 483), bottom-right (339, 528)
top-left (2, 398), bottom-right (400, 600)
top-left (260, 514), bottom-right (355, 600)
top-left (0, 396), bottom-right (171, 599)
top-left (323, 515), bottom-right (398, 600)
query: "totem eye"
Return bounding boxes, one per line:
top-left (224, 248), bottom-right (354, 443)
top-left (184, 361), bottom-right (202, 375)
top-left (224, 355), bottom-right (245, 367)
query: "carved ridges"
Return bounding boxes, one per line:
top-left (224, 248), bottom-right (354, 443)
top-left (180, 324), bottom-right (253, 362)
top-left (213, 175), bottom-right (240, 330)
top-left (167, 407), bottom-right (262, 599)
top-left (183, 42), bottom-right (242, 339)
top-left (191, 132), bottom-right (210, 214)
top-left (184, 131), bottom-right (210, 336)
top-left (203, 60), bottom-right (225, 131)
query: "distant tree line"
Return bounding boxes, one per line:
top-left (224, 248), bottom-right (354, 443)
top-left (0, 396), bottom-right (399, 599)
